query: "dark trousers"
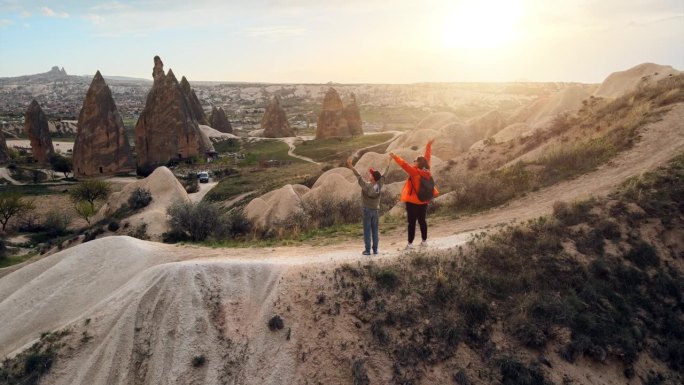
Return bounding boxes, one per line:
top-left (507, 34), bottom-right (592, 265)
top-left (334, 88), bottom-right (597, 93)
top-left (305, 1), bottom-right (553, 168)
top-left (406, 202), bottom-right (428, 244)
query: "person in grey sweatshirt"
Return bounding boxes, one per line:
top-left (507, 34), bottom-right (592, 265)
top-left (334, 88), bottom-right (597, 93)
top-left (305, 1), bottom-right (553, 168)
top-left (346, 157), bottom-right (390, 255)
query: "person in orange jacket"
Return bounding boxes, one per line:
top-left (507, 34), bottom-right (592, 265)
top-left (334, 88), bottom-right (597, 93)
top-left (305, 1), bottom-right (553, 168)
top-left (389, 138), bottom-right (439, 249)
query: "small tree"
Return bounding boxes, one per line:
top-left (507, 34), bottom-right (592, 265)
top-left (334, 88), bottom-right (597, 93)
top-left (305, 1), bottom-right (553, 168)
top-left (0, 193), bottom-right (35, 231)
top-left (73, 201), bottom-right (97, 225)
top-left (69, 180), bottom-right (111, 225)
top-left (69, 180), bottom-right (111, 210)
top-left (50, 154), bottom-right (73, 178)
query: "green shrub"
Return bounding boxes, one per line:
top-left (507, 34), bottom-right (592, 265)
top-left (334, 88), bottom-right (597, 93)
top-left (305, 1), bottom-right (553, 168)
top-left (191, 355), bottom-right (206, 368)
top-left (127, 187), bottom-right (152, 210)
top-left (167, 201), bottom-right (220, 242)
top-left (268, 315), bottom-right (284, 331)
top-left (43, 209), bottom-right (71, 236)
top-left (374, 268), bottom-right (399, 290)
top-left (107, 221), bottom-right (120, 232)
top-left (624, 241), bottom-right (659, 269)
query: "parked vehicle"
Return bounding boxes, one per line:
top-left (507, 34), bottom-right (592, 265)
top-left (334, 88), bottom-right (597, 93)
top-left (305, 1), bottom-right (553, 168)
top-left (198, 171), bottom-right (209, 183)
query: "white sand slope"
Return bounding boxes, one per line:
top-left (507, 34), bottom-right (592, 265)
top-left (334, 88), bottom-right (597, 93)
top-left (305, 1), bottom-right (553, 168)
top-left (595, 63), bottom-right (680, 99)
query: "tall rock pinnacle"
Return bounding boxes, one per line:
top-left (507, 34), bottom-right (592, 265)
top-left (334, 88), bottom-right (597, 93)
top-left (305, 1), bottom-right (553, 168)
top-left (134, 56), bottom-right (209, 175)
top-left (23, 100), bottom-right (54, 163)
top-left (262, 96), bottom-right (295, 138)
top-left (73, 71), bottom-right (134, 176)
top-left (209, 106), bottom-right (232, 133)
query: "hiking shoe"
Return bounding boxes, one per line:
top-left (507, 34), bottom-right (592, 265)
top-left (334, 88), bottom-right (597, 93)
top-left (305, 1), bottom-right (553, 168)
top-left (362, 250), bottom-right (371, 256)
top-left (373, 250), bottom-right (378, 255)
top-left (420, 240), bottom-right (428, 247)
top-left (405, 243), bottom-right (413, 250)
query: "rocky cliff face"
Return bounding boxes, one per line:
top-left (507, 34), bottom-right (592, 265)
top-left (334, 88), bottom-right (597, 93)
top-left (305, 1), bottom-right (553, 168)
top-left (73, 71), bottom-right (134, 177)
top-left (23, 100), bottom-right (54, 163)
top-left (209, 106), bottom-right (232, 133)
top-left (0, 130), bottom-right (9, 164)
top-left (343, 93), bottom-right (363, 136)
top-left (135, 56), bottom-right (208, 175)
top-left (261, 97), bottom-right (295, 138)
top-left (180, 76), bottom-right (208, 125)
top-left (316, 88), bottom-right (363, 139)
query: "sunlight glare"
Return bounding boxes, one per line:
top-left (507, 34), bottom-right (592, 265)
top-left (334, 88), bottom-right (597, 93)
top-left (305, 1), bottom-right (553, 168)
top-left (442, 0), bottom-right (525, 49)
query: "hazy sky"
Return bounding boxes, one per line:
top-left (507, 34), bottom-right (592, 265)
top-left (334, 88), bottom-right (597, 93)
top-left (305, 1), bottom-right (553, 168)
top-left (0, 0), bottom-right (682, 83)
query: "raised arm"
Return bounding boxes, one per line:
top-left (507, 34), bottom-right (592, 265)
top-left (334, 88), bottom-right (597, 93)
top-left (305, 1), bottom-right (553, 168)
top-left (425, 138), bottom-right (434, 165)
top-left (390, 152), bottom-right (419, 176)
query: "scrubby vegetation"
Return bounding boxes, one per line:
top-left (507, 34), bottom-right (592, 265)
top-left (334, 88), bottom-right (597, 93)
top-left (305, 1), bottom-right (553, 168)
top-left (0, 329), bottom-right (70, 385)
top-left (164, 202), bottom-right (252, 243)
top-left (444, 74), bottom-right (684, 215)
top-left (333, 153), bottom-right (684, 384)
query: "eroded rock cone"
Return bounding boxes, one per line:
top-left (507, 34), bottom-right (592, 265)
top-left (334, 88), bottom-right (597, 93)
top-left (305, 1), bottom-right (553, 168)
top-left (343, 93), bottom-right (363, 136)
top-left (316, 87), bottom-right (350, 139)
top-left (135, 57), bottom-right (208, 176)
top-left (73, 71), bottom-right (134, 176)
top-left (0, 130), bottom-right (9, 164)
top-left (262, 97), bottom-right (295, 138)
top-left (180, 76), bottom-right (208, 125)
top-left (209, 106), bottom-right (232, 133)
top-left (23, 100), bottom-right (54, 164)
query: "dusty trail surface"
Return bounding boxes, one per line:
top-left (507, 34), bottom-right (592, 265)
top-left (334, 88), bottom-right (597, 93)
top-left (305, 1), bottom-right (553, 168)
top-left (0, 105), bottom-right (682, 384)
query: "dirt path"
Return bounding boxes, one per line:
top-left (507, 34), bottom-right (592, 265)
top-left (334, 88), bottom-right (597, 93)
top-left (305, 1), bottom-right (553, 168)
top-left (188, 181), bottom-right (219, 203)
top-left (281, 136), bottom-right (318, 164)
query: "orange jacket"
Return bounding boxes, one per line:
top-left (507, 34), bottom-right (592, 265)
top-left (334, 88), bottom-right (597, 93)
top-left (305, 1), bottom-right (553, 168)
top-left (390, 141), bottom-right (439, 205)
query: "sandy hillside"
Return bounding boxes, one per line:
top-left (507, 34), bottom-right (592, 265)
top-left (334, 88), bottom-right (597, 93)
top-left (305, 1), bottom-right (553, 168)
top-left (595, 63), bottom-right (680, 98)
top-left (96, 166), bottom-right (189, 240)
top-left (1, 103), bottom-right (683, 384)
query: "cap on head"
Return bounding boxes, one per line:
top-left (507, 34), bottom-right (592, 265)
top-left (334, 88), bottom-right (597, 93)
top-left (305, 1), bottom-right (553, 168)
top-left (369, 168), bottom-right (382, 181)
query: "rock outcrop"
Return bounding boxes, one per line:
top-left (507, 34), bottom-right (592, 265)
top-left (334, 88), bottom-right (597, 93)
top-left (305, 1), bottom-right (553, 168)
top-left (135, 56), bottom-right (210, 175)
top-left (180, 76), bottom-right (208, 125)
top-left (316, 87), bottom-right (363, 139)
top-left (209, 106), bottom-right (232, 133)
top-left (0, 130), bottom-right (9, 164)
top-left (73, 71), bottom-right (134, 177)
top-left (261, 97), bottom-right (295, 137)
top-left (343, 93), bottom-right (363, 136)
top-left (595, 63), bottom-right (680, 99)
top-left (23, 100), bottom-right (54, 163)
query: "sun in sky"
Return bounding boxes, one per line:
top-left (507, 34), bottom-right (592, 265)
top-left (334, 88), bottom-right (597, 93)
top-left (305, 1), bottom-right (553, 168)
top-left (441, 0), bottom-right (526, 50)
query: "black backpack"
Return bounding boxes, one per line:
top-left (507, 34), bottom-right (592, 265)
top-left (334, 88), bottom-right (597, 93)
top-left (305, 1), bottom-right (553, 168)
top-left (410, 174), bottom-right (435, 202)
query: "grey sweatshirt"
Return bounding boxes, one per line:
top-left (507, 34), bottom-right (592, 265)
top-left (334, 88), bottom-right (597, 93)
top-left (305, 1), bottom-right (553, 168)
top-left (351, 165), bottom-right (390, 210)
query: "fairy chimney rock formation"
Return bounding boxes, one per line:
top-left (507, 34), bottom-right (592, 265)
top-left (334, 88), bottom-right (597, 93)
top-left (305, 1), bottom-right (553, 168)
top-left (152, 56), bottom-right (164, 80)
top-left (73, 71), bottom-right (134, 176)
top-left (261, 97), bottom-right (295, 137)
top-left (0, 130), bottom-right (9, 164)
top-left (316, 88), bottom-right (362, 139)
top-left (316, 88), bottom-right (348, 139)
top-left (209, 106), bottom-right (233, 133)
top-left (135, 57), bottom-right (208, 175)
top-left (343, 93), bottom-right (363, 136)
top-left (180, 76), bottom-right (208, 125)
top-left (24, 100), bottom-right (54, 163)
